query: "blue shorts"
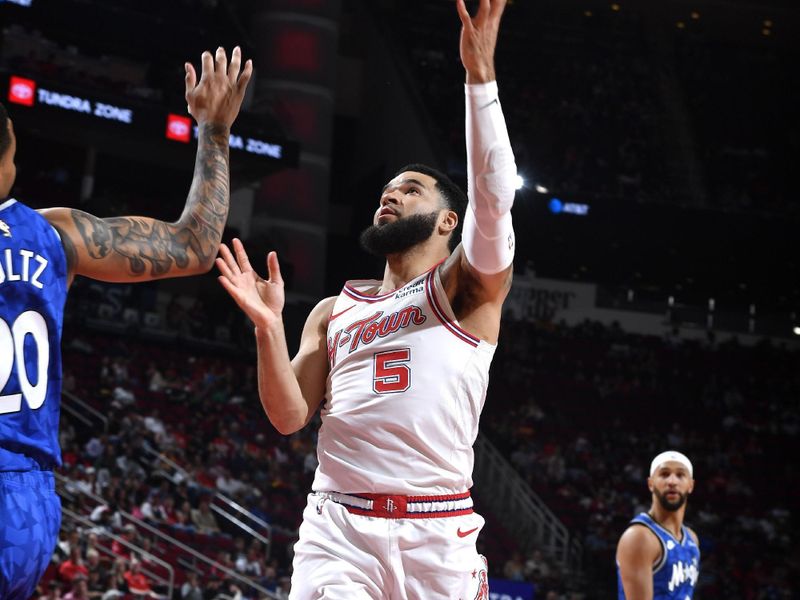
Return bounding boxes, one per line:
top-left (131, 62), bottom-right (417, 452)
top-left (0, 471), bottom-right (61, 600)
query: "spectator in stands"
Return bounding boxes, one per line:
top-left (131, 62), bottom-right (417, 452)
top-left (503, 552), bottom-right (526, 581)
top-left (59, 546), bottom-right (90, 584)
top-left (62, 573), bottom-right (90, 600)
top-left (85, 569), bottom-right (105, 600)
top-left (180, 572), bottom-right (204, 600)
top-left (191, 498), bottom-right (221, 534)
top-left (123, 557), bottom-right (152, 597)
top-left (111, 524), bottom-right (138, 560)
top-left (56, 528), bottom-right (82, 561)
top-left (37, 580), bottom-right (63, 600)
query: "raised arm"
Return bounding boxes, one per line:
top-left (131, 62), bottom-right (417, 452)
top-left (216, 239), bottom-right (330, 435)
top-left (617, 525), bottom-right (661, 600)
top-left (441, 0), bottom-right (516, 342)
top-left (40, 47), bottom-right (253, 284)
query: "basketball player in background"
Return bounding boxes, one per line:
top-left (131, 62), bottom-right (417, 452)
top-left (217, 0), bottom-right (514, 598)
top-left (617, 451), bottom-right (701, 599)
top-left (0, 47), bottom-right (252, 599)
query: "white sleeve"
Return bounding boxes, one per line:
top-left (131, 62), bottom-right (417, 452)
top-left (462, 81), bottom-right (517, 275)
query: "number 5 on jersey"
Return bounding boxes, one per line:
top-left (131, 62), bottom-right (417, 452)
top-left (373, 348), bottom-right (411, 394)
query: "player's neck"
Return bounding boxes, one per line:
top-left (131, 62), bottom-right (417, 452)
top-left (379, 243), bottom-right (449, 294)
top-left (649, 504), bottom-right (685, 540)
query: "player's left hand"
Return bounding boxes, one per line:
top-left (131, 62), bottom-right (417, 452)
top-left (185, 46), bottom-right (253, 128)
top-left (456, 0), bottom-right (507, 84)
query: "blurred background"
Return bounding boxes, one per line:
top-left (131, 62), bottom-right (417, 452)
top-left (2, 0), bottom-right (797, 597)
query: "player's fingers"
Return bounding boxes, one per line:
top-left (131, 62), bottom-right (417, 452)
top-left (489, 0), bottom-right (508, 20)
top-left (184, 63), bottom-right (197, 99)
top-left (228, 46), bottom-right (241, 84)
top-left (232, 238), bottom-right (255, 273)
top-left (477, 0), bottom-right (491, 22)
top-left (236, 59), bottom-right (254, 96)
top-left (200, 51), bottom-right (214, 82)
top-left (266, 251), bottom-right (283, 285)
top-left (218, 243), bottom-right (242, 276)
top-left (215, 257), bottom-right (236, 282)
top-left (215, 46), bottom-right (227, 75)
top-left (218, 275), bottom-right (245, 304)
top-left (455, 0), bottom-right (473, 29)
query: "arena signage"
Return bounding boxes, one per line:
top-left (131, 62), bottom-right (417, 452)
top-left (505, 274), bottom-right (597, 322)
top-left (8, 75), bottom-right (134, 124)
top-left (5, 73), bottom-right (294, 166)
top-left (190, 125), bottom-right (283, 159)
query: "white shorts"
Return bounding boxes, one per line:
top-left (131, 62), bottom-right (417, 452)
top-left (289, 492), bottom-right (489, 600)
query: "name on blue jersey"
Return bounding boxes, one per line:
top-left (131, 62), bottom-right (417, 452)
top-left (0, 248), bottom-right (49, 288)
top-left (669, 560), bottom-right (699, 592)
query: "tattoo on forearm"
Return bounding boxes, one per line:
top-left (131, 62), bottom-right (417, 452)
top-left (70, 123), bottom-right (230, 277)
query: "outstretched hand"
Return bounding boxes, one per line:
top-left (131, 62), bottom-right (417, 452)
top-left (216, 239), bottom-right (284, 330)
top-left (456, 0), bottom-right (507, 84)
top-left (185, 46), bottom-right (253, 128)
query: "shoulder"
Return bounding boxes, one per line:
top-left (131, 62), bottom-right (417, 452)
top-left (618, 523), bottom-right (662, 560)
top-left (305, 296), bottom-right (338, 330)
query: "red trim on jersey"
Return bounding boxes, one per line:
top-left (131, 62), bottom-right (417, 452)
top-left (342, 285), bottom-right (394, 303)
top-left (345, 506), bottom-right (474, 519)
top-left (406, 491), bottom-right (472, 503)
top-left (424, 270), bottom-right (480, 347)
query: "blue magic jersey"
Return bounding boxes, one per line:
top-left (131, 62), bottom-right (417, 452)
top-left (618, 512), bottom-right (700, 600)
top-left (0, 199), bottom-right (68, 471)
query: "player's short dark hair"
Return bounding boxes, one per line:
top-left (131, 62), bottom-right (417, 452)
top-left (0, 102), bottom-right (10, 161)
top-left (394, 163), bottom-right (467, 252)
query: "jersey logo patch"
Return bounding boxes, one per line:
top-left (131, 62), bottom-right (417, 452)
top-left (0, 220), bottom-right (11, 238)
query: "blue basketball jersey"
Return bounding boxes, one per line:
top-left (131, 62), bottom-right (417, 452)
top-left (0, 199), bottom-right (68, 471)
top-left (617, 512), bottom-right (700, 600)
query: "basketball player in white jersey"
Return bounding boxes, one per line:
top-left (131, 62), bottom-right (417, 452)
top-left (216, 1), bottom-right (514, 598)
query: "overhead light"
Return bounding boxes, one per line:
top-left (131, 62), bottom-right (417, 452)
top-left (515, 174), bottom-right (525, 190)
top-left (763, 19), bottom-right (773, 28)
top-left (584, 10), bottom-right (593, 17)
top-left (611, 3), bottom-right (621, 12)
top-left (691, 11), bottom-right (700, 20)
top-left (535, 184), bottom-right (549, 194)
top-left (793, 326), bottom-right (800, 336)
top-left (762, 28), bottom-right (772, 36)
top-left (676, 21), bottom-right (686, 29)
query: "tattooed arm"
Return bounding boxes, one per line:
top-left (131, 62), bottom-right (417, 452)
top-left (40, 47), bottom-right (253, 284)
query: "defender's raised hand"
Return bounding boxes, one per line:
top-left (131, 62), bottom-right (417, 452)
top-left (217, 239), bottom-right (285, 330)
top-left (456, 0), bottom-right (507, 83)
top-left (185, 46), bottom-right (253, 127)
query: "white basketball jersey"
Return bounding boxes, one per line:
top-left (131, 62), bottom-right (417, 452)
top-left (312, 264), bottom-right (496, 495)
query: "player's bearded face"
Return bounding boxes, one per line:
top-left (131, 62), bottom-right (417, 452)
top-left (654, 487), bottom-right (688, 512)
top-left (359, 211), bottom-right (439, 257)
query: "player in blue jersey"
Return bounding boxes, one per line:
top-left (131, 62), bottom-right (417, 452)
top-left (0, 46), bottom-right (252, 600)
top-left (617, 451), bottom-right (700, 600)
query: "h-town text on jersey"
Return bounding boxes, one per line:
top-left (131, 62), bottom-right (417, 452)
top-left (327, 305), bottom-right (427, 367)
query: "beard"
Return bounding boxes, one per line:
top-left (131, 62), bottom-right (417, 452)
top-left (359, 211), bottom-right (439, 257)
top-left (654, 488), bottom-right (688, 512)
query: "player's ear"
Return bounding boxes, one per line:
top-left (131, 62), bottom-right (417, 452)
top-left (647, 476), bottom-right (654, 493)
top-left (439, 209), bottom-right (458, 235)
top-left (687, 477), bottom-right (694, 494)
